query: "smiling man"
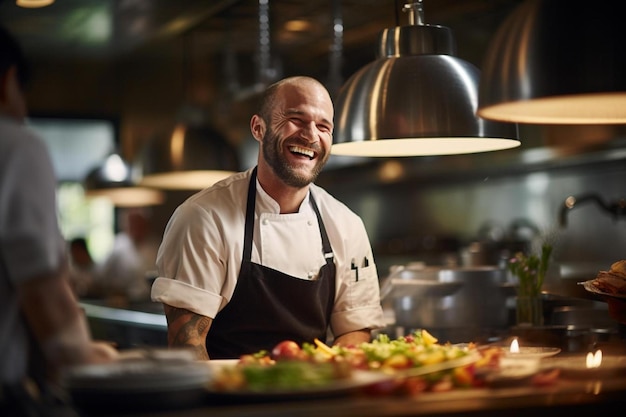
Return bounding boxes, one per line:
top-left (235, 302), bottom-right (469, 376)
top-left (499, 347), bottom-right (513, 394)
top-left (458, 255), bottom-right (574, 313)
top-left (151, 76), bottom-right (385, 360)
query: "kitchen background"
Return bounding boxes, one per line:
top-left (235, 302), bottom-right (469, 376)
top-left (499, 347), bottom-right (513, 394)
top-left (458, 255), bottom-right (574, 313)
top-left (1, 0), bottom-right (625, 291)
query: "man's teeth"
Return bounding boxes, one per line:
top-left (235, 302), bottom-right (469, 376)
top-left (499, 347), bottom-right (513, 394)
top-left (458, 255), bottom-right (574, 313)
top-left (289, 146), bottom-right (314, 159)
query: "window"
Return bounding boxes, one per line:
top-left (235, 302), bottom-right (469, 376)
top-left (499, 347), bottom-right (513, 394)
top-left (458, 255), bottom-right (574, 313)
top-left (27, 117), bottom-right (117, 262)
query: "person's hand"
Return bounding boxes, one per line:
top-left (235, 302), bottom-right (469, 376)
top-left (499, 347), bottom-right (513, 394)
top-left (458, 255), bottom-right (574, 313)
top-left (49, 341), bottom-right (119, 384)
top-left (84, 341), bottom-right (120, 363)
top-left (606, 296), bottom-right (626, 324)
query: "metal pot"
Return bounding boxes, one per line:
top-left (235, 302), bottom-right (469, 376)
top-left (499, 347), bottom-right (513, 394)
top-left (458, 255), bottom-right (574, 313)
top-left (381, 264), bottom-right (513, 341)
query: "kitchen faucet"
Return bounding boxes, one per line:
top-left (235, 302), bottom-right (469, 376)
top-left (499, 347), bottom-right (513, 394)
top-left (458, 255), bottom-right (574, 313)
top-left (559, 193), bottom-right (626, 228)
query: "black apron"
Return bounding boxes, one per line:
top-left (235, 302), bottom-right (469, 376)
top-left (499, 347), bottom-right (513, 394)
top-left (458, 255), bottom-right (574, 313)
top-left (206, 167), bottom-right (336, 359)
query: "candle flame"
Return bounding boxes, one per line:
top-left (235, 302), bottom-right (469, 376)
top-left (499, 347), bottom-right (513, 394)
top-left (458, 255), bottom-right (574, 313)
top-left (586, 350), bottom-right (602, 368)
top-left (510, 338), bottom-right (520, 353)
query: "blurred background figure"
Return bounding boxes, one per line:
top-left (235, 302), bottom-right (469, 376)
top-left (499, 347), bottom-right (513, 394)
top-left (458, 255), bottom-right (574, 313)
top-left (0, 24), bottom-right (118, 416)
top-left (98, 208), bottom-right (159, 304)
top-left (67, 237), bottom-right (97, 298)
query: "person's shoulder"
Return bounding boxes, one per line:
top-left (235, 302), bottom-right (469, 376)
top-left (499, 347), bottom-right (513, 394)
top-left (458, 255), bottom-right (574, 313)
top-left (0, 117), bottom-right (50, 165)
top-left (179, 168), bottom-right (252, 212)
top-left (208, 168), bottom-right (252, 192)
top-left (0, 117), bottom-right (46, 151)
top-left (189, 169), bottom-right (250, 199)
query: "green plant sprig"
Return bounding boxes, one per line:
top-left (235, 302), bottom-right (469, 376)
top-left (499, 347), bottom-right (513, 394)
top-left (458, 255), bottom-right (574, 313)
top-left (507, 244), bottom-right (553, 297)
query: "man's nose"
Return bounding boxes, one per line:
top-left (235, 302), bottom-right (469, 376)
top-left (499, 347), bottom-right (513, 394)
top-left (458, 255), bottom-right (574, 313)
top-left (301, 122), bottom-right (318, 142)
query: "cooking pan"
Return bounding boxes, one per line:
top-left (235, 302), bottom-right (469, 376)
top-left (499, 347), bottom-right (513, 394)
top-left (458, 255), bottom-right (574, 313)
top-left (382, 264), bottom-right (513, 335)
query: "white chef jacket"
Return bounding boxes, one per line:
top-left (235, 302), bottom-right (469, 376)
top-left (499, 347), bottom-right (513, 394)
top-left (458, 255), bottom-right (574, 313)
top-left (152, 168), bottom-right (386, 337)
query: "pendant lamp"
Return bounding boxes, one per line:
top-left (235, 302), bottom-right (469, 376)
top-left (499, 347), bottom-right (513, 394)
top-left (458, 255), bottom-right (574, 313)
top-left (84, 153), bottom-right (165, 207)
top-left (134, 120), bottom-right (240, 190)
top-left (16, 0), bottom-right (54, 8)
top-left (134, 28), bottom-right (240, 191)
top-left (478, 0), bottom-right (626, 124)
top-left (332, 0), bottom-right (519, 157)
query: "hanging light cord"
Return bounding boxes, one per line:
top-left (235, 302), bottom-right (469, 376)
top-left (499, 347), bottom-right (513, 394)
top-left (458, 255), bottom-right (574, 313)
top-left (402, 1), bottom-right (425, 26)
top-left (257, 0), bottom-right (273, 85)
top-left (328, 0), bottom-right (344, 96)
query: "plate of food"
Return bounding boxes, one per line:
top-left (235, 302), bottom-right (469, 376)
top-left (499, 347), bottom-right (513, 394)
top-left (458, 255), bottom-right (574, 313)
top-left (580, 260), bottom-right (626, 300)
top-left (202, 330), bottom-right (483, 400)
top-left (580, 280), bottom-right (626, 300)
top-left (204, 361), bottom-right (392, 400)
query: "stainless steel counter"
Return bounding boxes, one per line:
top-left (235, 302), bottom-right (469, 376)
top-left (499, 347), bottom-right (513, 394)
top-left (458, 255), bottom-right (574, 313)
top-left (73, 300), bottom-right (626, 417)
top-left (80, 300), bottom-right (167, 348)
top-left (79, 368), bottom-right (626, 417)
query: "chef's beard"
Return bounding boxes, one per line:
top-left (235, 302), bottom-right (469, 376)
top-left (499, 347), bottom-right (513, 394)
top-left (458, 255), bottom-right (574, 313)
top-left (262, 128), bottom-right (329, 188)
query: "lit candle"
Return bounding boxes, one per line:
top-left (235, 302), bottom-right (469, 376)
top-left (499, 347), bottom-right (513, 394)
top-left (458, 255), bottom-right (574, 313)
top-left (586, 350), bottom-right (602, 369)
top-left (504, 337), bottom-right (560, 359)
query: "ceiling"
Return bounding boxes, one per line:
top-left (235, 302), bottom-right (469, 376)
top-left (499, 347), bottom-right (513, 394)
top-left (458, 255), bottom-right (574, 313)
top-left (0, 0), bottom-right (523, 101)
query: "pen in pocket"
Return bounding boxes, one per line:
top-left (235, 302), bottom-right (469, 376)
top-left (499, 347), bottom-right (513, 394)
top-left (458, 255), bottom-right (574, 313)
top-left (351, 258), bottom-right (359, 281)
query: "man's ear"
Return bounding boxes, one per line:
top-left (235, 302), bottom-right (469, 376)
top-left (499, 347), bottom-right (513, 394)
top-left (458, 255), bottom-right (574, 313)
top-left (250, 114), bottom-right (265, 141)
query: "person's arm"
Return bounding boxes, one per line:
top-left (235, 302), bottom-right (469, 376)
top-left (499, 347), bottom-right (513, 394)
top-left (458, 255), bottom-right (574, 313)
top-left (333, 329), bottom-right (371, 347)
top-left (18, 263), bottom-right (118, 380)
top-left (163, 304), bottom-right (212, 360)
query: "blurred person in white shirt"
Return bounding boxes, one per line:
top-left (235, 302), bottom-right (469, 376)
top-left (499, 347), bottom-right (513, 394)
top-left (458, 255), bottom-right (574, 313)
top-left (0, 25), bottom-right (118, 416)
top-left (98, 208), bottom-right (158, 304)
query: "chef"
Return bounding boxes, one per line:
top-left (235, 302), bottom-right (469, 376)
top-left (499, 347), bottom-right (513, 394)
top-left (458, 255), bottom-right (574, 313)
top-left (151, 76), bottom-right (386, 359)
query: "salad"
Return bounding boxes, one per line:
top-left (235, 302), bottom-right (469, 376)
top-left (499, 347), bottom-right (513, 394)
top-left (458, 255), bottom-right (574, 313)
top-left (210, 330), bottom-right (497, 394)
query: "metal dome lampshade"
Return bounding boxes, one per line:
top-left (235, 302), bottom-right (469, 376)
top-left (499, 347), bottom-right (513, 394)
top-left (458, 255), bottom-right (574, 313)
top-left (332, 1), bottom-right (519, 157)
top-left (134, 123), bottom-right (240, 190)
top-left (478, 0), bottom-right (626, 124)
top-left (16, 0), bottom-right (54, 8)
top-left (84, 153), bottom-right (165, 207)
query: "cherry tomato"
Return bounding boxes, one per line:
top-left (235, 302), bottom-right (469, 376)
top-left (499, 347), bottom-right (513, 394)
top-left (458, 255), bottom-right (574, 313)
top-left (271, 340), bottom-right (305, 361)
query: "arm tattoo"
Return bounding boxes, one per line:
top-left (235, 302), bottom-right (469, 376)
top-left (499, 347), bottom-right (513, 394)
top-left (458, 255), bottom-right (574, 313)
top-left (163, 305), bottom-right (211, 360)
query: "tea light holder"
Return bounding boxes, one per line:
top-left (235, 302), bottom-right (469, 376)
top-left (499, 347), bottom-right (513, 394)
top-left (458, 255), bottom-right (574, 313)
top-left (504, 337), bottom-right (561, 359)
top-left (486, 356), bottom-right (540, 387)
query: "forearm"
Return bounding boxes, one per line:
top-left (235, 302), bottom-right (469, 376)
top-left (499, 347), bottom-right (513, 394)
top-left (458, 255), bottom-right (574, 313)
top-left (333, 329), bottom-right (371, 347)
top-left (18, 266), bottom-right (118, 374)
top-left (163, 304), bottom-right (212, 360)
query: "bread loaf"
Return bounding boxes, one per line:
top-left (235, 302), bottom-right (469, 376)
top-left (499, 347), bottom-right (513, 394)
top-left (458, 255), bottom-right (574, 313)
top-left (610, 260), bottom-right (626, 278)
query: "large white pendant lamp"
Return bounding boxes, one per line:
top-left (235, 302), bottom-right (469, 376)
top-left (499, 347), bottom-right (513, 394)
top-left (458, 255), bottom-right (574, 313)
top-left (478, 0), bottom-right (626, 124)
top-left (332, 0), bottom-right (519, 157)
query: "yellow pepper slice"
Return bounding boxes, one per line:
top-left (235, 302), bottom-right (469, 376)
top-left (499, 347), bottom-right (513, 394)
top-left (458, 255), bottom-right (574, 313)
top-left (314, 338), bottom-right (336, 357)
top-left (421, 329), bottom-right (438, 346)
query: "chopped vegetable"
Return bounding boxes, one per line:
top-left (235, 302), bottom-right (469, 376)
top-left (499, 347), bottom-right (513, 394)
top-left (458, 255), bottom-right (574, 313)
top-left (211, 329), bottom-right (488, 394)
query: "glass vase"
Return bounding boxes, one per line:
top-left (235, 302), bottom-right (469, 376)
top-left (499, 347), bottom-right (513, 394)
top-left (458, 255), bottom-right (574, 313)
top-left (516, 295), bottom-right (544, 326)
